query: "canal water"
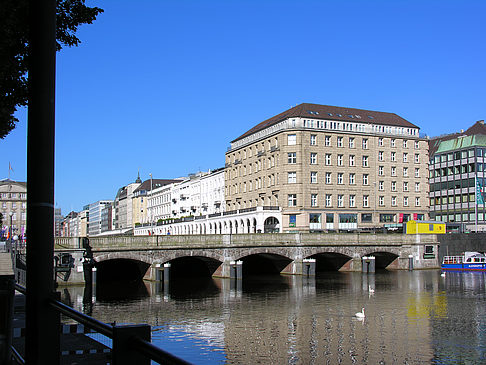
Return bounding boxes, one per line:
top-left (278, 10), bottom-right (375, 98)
top-left (60, 270), bottom-right (486, 364)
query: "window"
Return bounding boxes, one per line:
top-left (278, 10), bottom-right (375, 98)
top-left (363, 195), bottom-right (369, 207)
top-left (362, 156), bottom-right (369, 167)
top-left (362, 138), bottom-right (368, 149)
top-left (380, 213), bottom-right (395, 223)
top-left (310, 153), bottom-right (317, 165)
top-left (391, 181), bottom-right (397, 191)
top-left (310, 134), bottom-right (317, 145)
top-left (310, 172), bottom-right (317, 184)
top-left (311, 194), bottom-right (318, 207)
top-left (349, 155), bottom-right (355, 166)
top-left (391, 151), bottom-right (396, 162)
top-left (288, 134), bottom-right (296, 145)
top-left (337, 195), bottom-right (344, 207)
top-left (288, 194), bottom-right (297, 207)
top-left (391, 166), bottom-right (397, 176)
top-left (404, 196), bottom-right (409, 206)
top-left (403, 140), bottom-right (408, 148)
top-left (378, 138), bottom-right (384, 146)
top-left (361, 213), bottom-right (372, 222)
top-left (363, 174), bottom-right (369, 185)
top-left (325, 172), bottom-right (332, 184)
top-left (415, 168), bottom-right (420, 178)
top-left (349, 137), bottom-right (355, 148)
top-left (378, 151), bottom-right (384, 161)
top-left (349, 173), bottom-right (356, 185)
top-left (337, 137), bottom-right (343, 147)
top-left (403, 182), bottom-right (409, 191)
top-left (403, 167), bottom-right (408, 177)
top-left (1, 203), bottom-right (5, 208)
top-left (326, 194), bottom-right (332, 207)
top-left (325, 154), bottom-right (332, 165)
top-left (391, 196), bottom-right (397, 206)
top-left (415, 197), bottom-right (420, 206)
top-left (391, 139), bottom-right (396, 147)
top-left (337, 173), bottom-right (343, 184)
top-left (337, 154), bottom-right (343, 166)
top-left (12, 203), bottom-right (16, 209)
top-left (288, 172), bottom-right (297, 184)
top-left (415, 141), bottom-right (420, 149)
top-left (325, 136), bottom-right (331, 146)
top-left (379, 181), bottom-right (384, 191)
top-left (288, 152), bottom-right (296, 164)
top-left (415, 182), bottom-right (420, 192)
top-left (413, 153), bottom-right (419, 163)
top-left (378, 166), bottom-right (384, 176)
top-left (379, 196), bottom-right (384, 206)
top-left (403, 153), bottom-right (408, 162)
top-left (349, 195), bottom-right (356, 207)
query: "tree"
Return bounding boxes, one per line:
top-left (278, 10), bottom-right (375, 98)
top-left (0, 0), bottom-right (103, 139)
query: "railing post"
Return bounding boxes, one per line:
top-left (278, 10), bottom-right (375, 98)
top-left (112, 324), bottom-right (151, 365)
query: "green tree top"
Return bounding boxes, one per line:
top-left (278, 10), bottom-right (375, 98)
top-left (0, 0), bottom-right (103, 139)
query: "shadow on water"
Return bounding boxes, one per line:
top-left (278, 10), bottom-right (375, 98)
top-left (95, 279), bottom-right (150, 302)
top-left (168, 277), bottom-right (221, 300)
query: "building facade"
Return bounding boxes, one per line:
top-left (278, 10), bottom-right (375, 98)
top-left (0, 179), bottom-right (27, 240)
top-left (428, 120), bottom-right (486, 231)
top-left (225, 103), bottom-right (430, 232)
top-left (88, 200), bottom-right (113, 236)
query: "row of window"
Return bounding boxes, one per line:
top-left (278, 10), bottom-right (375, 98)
top-left (429, 178), bottom-right (477, 192)
top-left (289, 134), bottom-right (420, 149)
top-left (288, 171), bottom-right (421, 190)
top-left (1, 202), bottom-right (26, 209)
top-left (0, 212), bottom-right (26, 220)
top-left (432, 148), bottom-right (481, 164)
top-left (0, 193), bottom-right (27, 199)
top-left (287, 194), bottom-right (421, 208)
top-left (434, 212), bottom-right (486, 223)
top-left (306, 212), bottom-right (423, 224)
top-left (287, 152), bottom-right (420, 165)
top-left (430, 194), bottom-right (475, 205)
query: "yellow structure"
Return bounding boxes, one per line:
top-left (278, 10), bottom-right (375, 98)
top-left (405, 220), bottom-right (445, 234)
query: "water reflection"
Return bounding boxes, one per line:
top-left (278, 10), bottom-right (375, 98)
top-left (59, 270), bottom-right (486, 364)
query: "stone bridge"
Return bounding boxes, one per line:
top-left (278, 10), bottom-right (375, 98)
top-left (54, 233), bottom-right (440, 285)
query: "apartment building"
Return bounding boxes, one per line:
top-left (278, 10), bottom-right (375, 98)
top-left (225, 103), bottom-right (429, 232)
top-left (428, 120), bottom-right (486, 231)
top-left (0, 179), bottom-right (27, 240)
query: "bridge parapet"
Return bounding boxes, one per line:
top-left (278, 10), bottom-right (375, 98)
top-left (55, 233), bottom-right (438, 251)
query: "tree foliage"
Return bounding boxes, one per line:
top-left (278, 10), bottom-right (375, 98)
top-left (0, 0), bottom-right (103, 139)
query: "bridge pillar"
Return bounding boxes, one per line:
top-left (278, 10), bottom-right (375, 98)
top-left (281, 259), bottom-right (315, 276)
top-left (362, 256), bottom-right (376, 273)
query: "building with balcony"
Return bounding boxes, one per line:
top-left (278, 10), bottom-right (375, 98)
top-left (225, 103), bottom-right (430, 232)
top-left (428, 120), bottom-right (486, 231)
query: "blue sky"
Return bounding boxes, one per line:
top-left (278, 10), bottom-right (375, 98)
top-left (1, 0), bottom-right (485, 214)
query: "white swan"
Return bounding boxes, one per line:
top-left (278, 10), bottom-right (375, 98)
top-left (355, 308), bottom-right (365, 319)
top-left (441, 272), bottom-right (446, 277)
top-left (368, 285), bottom-right (375, 294)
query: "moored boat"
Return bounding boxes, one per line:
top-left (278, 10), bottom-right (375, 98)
top-left (442, 252), bottom-right (486, 271)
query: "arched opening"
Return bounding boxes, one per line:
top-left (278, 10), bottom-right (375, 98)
top-left (264, 216), bottom-right (280, 233)
top-left (309, 252), bottom-right (353, 272)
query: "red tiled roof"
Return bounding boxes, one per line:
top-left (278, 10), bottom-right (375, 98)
top-left (232, 103), bottom-right (418, 143)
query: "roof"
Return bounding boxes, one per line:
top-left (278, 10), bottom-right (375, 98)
top-left (429, 120), bottom-right (486, 155)
top-left (133, 179), bottom-right (180, 194)
top-left (435, 135), bottom-right (486, 154)
top-left (232, 103), bottom-right (418, 143)
top-left (0, 179), bottom-right (26, 188)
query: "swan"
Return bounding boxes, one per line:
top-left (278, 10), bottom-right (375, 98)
top-left (368, 285), bottom-right (375, 294)
top-left (441, 272), bottom-right (446, 277)
top-left (355, 308), bottom-right (365, 319)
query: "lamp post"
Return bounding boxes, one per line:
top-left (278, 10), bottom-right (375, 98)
top-left (9, 211), bottom-right (13, 253)
top-left (149, 173), bottom-right (153, 235)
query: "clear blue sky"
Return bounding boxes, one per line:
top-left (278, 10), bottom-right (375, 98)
top-left (1, 0), bottom-right (485, 215)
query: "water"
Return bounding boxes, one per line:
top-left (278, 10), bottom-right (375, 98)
top-left (60, 270), bottom-right (486, 364)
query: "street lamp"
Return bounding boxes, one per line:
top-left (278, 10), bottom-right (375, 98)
top-left (149, 173), bottom-right (153, 235)
top-left (9, 211), bottom-right (13, 253)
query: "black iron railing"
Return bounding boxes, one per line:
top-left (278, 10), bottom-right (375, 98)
top-left (11, 283), bottom-right (191, 365)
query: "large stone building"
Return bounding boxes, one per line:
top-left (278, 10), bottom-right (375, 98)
top-left (428, 120), bottom-right (486, 231)
top-left (113, 175), bottom-right (142, 230)
top-left (0, 179), bottom-right (27, 240)
top-left (225, 103), bottom-right (430, 232)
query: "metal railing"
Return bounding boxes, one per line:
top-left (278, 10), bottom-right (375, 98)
top-left (11, 283), bottom-right (191, 365)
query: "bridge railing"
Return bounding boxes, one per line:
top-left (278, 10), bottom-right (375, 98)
top-left (55, 233), bottom-right (439, 251)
